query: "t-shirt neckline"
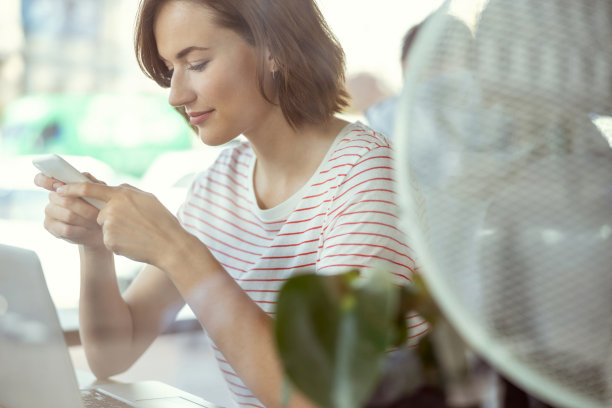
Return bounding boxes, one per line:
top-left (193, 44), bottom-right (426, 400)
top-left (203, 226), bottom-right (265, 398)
top-left (247, 121), bottom-right (358, 222)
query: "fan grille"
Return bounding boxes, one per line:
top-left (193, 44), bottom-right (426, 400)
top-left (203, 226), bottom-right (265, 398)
top-left (396, 1), bottom-right (612, 407)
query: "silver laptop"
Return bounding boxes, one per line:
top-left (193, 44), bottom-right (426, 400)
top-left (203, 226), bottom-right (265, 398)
top-left (0, 243), bottom-right (222, 408)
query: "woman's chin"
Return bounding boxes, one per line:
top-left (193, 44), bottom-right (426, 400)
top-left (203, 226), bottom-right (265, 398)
top-left (198, 128), bottom-right (237, 147)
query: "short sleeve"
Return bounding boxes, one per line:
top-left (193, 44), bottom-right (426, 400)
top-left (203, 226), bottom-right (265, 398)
top-left (318, 145), bottom-right (416, 284)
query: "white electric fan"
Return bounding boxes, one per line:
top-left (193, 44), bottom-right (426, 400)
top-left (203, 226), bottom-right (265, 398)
top-left (395, 1), bottom-right (612, 407)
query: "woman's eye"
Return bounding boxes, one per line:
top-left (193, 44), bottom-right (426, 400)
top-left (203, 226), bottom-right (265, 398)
top-left (187, 61), bottom-right (209, 72)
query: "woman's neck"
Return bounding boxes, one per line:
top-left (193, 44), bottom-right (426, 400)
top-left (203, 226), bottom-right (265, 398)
top-left (248, 116), bottom-right (349, 210)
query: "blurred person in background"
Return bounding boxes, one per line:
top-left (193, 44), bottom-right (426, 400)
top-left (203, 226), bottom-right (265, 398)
top-left (34, 1), bottom-right (427, 407)
top-left (363, 23), bottom-right (421, 140)
top-left (365, 12), bottom-right (475, 142)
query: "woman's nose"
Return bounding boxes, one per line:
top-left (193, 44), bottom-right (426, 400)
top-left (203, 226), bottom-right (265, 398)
top-left (168, 71), bottom-right (195, 108)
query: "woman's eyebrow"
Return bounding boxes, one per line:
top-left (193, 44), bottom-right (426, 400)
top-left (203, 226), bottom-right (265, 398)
top-left (175, 46), bottom-right (209, 60)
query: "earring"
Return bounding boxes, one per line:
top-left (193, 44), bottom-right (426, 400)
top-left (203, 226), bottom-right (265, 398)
top-left (272, 70), bottom-right (278, 80)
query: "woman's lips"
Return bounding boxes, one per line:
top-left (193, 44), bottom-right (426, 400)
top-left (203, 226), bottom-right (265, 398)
top-left (189, 110), bottom-right (214, 125)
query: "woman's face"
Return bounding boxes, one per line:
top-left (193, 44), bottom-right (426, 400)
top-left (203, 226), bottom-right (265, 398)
top-left (154, 1), bottom-right (276, 145)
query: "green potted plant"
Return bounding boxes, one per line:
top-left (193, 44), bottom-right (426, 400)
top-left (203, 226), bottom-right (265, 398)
top-left (274, 269), bottom-right (480, 408)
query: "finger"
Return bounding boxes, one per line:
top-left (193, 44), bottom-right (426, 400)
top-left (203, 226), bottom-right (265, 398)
top-left (82, 172), bottom-right (107, 185)
top-left (34, 173), bottom-right (65, 191)
top-left (47, 193), bottom-right (100, 226)
top-left (44, 216), bottom-right (94, 244)
top-left (119, 183), bottom-right (142, 192)
top-left (56, 182), bottom-right (115, 203)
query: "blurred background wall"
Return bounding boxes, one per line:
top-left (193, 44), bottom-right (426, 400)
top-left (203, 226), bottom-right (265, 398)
top-left (0, 0), bottom-right (449, 116)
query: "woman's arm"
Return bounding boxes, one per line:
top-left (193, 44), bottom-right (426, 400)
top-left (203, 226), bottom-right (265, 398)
top-left (79, 255), bottom-right (185, 378)
top-left (34, 173), bottom-right (184, 378)
top-left (56, 181), bottom-right (316, 408)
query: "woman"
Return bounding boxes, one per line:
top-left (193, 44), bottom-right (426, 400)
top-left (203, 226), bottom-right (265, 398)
top-left (34, 1), bottom-right (427, 407)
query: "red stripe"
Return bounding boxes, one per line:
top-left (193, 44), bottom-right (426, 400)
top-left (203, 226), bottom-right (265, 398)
top-left (330, 140), bottom-right (373, 156)
top-left (261, 250), bottom-right (317, 260)
top-left (311, 174), bottom-right (345, 187)
top-left (327, 189), bottom-right (396, 221)
top-left (221, 262), bottom-right (247, 273)
top-left (316, 264), bottom-right (413, 281)
top-left (328, 153), bottom-right (362, 163)
top-left (182, 222), bottom-right (262, 256)
top-left (354, 154), bottom-right (393, 167)
top-left (203, 177), bottom-right (251, 206)
top-left (249, 262), bottom-right (316, 272)
top-left (189, 203), bottom-right (274, 241)
top-left (327, 198), bottom-right (396, 219)
top-left (215, 153), bottom-right (249, 178)
top-left (408, 326), bottom-right (430, 340)
top-left (221, 368), bottom-right (240, 378)
top-left (214, 355), bottom-right (228, 364)
top-left (339, 165), bottom-right (394, 190)
top-left (225, 378), bottom-right (250, 390)
top-left (234, 277), bottom-right (289, 282)
top-left (391, 273), bottom-right (412, 282)
top-left (292, 200), bottom-right (332, 212)
top-left (195, 194), bottom-right (281, 233)
top-left (338, 209), bottom-right (398, 220)
top-left (238, 403), bottom-right (264, 408)
top-left (318, 253), bottom-right (413, 271)
top-left (317, 263), bottom-right (369, 270)
top-left (334, 177), bottom-right (394, 203)
top-left (269, 238), bottom-right (319, 248)
top-left (201, 185), bottom-right (287, 225)
top-left (254, 299), bottom-right (276, 304)
top-left (208, 167), bottom-right (248, 191)
top-left (331, 132), bottom-right (386, 152)
top-left (210, 247), bottom-right (254, 265)
top-left (409, 320), bottom-right (428, 330)
top-left (231, 390), bottom-right (257, 399)
top-left (302, 189), bottom-right (329, 200)
top-left (277, 225), bottom-right (322, 237)
top-left (322, 242), bottom-right (414, 262)
top-left (350, 138), bottom-right (384, 148)
top-left (284, 211), bottom-right (326, 225)
top-left (182, 216), bottom-right (268, 248)
top-left (318, 162), bottom-right (354, 175)
top-left (332, 142), bottom-right (367, 153)
top-left (332, 220), bottom-right (404, 234)
top-left (244, 289), bottom-right (280, 293)
top-left (324, 231), bottom-right (410, 249)
top-left (325, 209), bottom-right (399, 234)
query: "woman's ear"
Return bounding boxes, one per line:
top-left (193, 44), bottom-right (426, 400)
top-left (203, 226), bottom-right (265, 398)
top-left (266, 47), bottom-right (278, 75)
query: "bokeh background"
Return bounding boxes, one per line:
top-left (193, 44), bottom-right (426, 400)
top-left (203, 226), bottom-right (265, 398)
top-left (0, 0), bottom-right (461, 313)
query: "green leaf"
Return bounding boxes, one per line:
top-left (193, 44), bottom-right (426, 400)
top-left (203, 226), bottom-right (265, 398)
top-left (275, 273), bottom-right (343, 406)
top-left (274, 270), bottom-right (407, 408)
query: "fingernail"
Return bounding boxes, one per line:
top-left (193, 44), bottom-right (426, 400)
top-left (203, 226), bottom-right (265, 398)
top-left (53, 183), bottom-right (62, 190)
top-left (56, 186), bottom-right (65, 194)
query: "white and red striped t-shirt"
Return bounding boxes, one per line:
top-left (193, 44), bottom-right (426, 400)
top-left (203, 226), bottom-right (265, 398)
top-left (177, 122), bottom-right (428, 408)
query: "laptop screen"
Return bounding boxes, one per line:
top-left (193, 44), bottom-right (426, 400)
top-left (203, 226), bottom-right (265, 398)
top-left (0, 244), bottom-right (83, 408)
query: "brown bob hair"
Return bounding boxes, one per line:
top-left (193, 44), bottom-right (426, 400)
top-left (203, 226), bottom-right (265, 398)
top-left (134, 0), bottom-right (350, 128)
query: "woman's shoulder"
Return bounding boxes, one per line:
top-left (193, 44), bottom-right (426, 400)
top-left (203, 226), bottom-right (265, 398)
top-left (328, 121), bottom-right (394, 163)
top-left (337, 121), bottom-right (391, 147)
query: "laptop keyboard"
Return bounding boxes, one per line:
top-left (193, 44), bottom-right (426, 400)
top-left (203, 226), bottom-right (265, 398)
top-left (81, 388), bottom-right (137, 408)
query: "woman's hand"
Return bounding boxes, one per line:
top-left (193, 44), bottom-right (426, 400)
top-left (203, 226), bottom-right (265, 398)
top-left (55, 182), bottom-right (187, 267)
top-left (34, 172), bottom-right (106, 249)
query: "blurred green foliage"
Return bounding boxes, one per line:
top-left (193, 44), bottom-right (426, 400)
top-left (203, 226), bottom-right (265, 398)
top-left (274, 270), bottom-right (471, 408)
top-left (0, 93), bottom-right (194, 177)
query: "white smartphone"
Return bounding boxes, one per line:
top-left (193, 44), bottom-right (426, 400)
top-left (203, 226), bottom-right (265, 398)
top-left (32, 154), bottom-right (106, 210)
